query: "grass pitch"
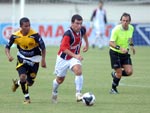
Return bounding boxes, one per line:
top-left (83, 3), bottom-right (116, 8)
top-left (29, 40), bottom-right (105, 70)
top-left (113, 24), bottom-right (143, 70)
top-left (0, 46), bottom-right (150, 113)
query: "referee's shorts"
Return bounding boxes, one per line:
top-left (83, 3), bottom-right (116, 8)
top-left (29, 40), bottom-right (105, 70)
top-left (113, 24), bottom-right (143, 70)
top-left (109, 49), bottom-right (132, 69)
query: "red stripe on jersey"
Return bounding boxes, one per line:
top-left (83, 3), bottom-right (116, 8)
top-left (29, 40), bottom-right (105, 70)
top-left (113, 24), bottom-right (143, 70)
top-left (58, 28), bottom-right (82, 60)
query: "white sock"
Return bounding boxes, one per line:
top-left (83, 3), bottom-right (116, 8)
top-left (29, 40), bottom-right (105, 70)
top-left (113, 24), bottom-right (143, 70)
top-left (75, 75), bottom-right (83, 94)
top-left (18, 80), bottom-right (20, 85)
top-left (52, 79), bottom-right (59, 95)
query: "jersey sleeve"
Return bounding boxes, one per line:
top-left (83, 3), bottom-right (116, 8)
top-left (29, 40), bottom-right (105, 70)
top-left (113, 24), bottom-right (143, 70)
top-left (60, 35), bottom-right (70, 51)
top-left (110, 28), bottom-right (117, 41)
top-left (90, 9), bottom-right (96, 21)
top-left (5, 35), bottom-right (15, 49)
top-left (32, 33), bottom-right (45, 50)
top-left (129, 25), bottom-right (134, 38)
top-left (81, 26), bottom-right (86, 36)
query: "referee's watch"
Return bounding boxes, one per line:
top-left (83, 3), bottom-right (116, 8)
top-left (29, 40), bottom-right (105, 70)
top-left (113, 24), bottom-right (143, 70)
top-left (115, 45), bottom-right (120, 50)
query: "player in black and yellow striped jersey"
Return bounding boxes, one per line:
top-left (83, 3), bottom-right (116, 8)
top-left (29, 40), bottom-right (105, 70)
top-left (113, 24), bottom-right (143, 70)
top-left (5, 17), bottom-right (47, 104)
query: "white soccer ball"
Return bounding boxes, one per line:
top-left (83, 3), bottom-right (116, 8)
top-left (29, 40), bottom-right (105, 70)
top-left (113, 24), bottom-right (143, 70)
top-left (82, 92), bottom-right (96, 106)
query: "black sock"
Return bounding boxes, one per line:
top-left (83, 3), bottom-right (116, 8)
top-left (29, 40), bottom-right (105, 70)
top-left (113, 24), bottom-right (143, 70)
top-left (20, 81), bottom-right (29, 98)
top-left (112, 76), bottom-right (120, 89)
top-left (122, 70), bottom-right (128, 76)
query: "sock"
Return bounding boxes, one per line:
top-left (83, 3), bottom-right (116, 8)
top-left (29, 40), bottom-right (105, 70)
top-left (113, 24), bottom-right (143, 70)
top-left (122, 70), bottom-right (128, 76)
top-left (52, 79), bottom-right (59, 94)
top-left (112, 76), bottom-right (120, 89)
top-left (20, 81), bottom-right (29, 99)
top-left (24, 93), bottom-right (30, 100)
top-left (17, 80), bottom-right (20, 85)
top-left (75, 75), bottom-right (83, 94)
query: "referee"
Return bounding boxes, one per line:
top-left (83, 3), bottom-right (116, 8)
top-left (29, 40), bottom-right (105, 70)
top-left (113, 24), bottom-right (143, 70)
top-left (109, 12), bottom-right (135, 94)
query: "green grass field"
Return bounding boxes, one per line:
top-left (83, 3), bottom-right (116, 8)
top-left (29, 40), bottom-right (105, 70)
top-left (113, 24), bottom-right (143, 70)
top-left (0, 46), bottom-right (150, 113)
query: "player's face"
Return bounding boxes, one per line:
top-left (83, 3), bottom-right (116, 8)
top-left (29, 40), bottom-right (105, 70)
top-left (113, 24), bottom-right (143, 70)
top-left (21, 22), bottom-right (30, 36)
top-left (121, 16), bottom-right (130, 30)
top-left (72, 19), bottom-right (82, 32)
top-left (98, 3), bottom-right (103, 9)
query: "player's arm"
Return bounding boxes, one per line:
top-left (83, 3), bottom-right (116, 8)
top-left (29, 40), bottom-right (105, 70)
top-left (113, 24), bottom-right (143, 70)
top-left (82, 27), bottom-right (89, 52)
top-left (82, 33), bottom-right (89, 52)
top-left (129, 38), bottom-right (135, 55)
top-left (104, 10), bottom-right (107, 24)
top-left (90, 9), bottom-right (96, 22)
top-left (61, 36), bottom-right (83, 61)
top-left (37, 34), bottom-right (47, 68)
top-left (5, 35), bottom-right (15, 62)
top-left (90, 9), bottom-right (96, 28)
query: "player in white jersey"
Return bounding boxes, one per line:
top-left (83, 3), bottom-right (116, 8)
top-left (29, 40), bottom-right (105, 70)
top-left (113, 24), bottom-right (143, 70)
top-left (90, 0), bottom-right (107, 49)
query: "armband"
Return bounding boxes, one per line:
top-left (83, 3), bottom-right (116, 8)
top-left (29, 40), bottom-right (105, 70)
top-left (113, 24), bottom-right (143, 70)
top-left (115, 45), bottom-right (120, 50)
top-left (129, 43), bottom-right (134, 46)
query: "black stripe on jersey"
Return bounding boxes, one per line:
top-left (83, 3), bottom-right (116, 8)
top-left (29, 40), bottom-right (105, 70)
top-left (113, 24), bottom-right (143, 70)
top-left (60, 27), bottom-right (86, 59)
top-left (30, 33), bottom-right (45, 50)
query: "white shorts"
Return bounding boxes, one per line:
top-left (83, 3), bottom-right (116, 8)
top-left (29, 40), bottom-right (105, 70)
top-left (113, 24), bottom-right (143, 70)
top-left (94, 24), bottom-right (105, 35)
top-left (54, 55), bottom-right (82, 77)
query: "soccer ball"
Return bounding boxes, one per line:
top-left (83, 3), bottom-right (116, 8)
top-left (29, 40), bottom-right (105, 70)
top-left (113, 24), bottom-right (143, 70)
top-left (82, 92), bottom-right (95, 106)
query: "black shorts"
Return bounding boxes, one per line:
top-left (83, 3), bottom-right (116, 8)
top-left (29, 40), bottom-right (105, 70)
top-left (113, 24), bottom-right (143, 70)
top-left (109, 49), bottom-right (132, 69)
top-left (16, 56), bottom-right (39, 84)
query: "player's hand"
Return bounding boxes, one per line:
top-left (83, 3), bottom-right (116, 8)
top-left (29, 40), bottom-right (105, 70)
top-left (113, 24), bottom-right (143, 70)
top-left (41, 59), bottom-right (47, 68)
top-left (75, 54), bottom-right (83, 61)
top-left (8, 56), bottom-right (14, 62)
top-left (120, 48), bottom-right (128, 54)
top-left (130, 46), bottom-right (135, 55)
top-left (82, 45), bottom-right (88, 52)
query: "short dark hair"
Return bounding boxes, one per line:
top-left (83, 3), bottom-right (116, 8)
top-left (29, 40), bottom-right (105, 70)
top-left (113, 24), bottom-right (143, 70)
top-left (71, 14), bottom-right (83, 23)
top-left (120, 12), bottom-right (131, 22)
top-left (19, 17), bottom-right (30, 26)
top-left (99, 0), bottom-right (103, 4)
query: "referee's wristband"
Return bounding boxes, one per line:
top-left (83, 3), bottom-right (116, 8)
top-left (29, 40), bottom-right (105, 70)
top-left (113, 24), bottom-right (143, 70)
top-left (129, 43), bottom-right (134, 46)
top-left (115, 45), bottom-right (120, 50)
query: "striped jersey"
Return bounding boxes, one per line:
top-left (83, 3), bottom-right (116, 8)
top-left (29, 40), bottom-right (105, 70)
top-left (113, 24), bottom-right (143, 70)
top-left (58, 27), bottom-right (86, 60)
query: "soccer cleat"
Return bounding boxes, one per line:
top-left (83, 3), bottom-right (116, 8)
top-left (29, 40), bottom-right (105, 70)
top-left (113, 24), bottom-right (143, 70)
top-left (76, 93), bottom-right (83, 102)
top-left (23, 99), bottom-right (31, 104)
top-left (111, 72), bottom-right (116, 78)
top-left (51, 92), bottom-right (58, 104)
top-left (110, 88), bottom-right (119, 94)
top-left (12, 79), bottom-right (19, 92)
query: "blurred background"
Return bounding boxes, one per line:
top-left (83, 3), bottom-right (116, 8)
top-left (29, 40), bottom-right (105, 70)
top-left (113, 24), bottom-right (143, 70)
top-left (0, 0), bottom-right (150, 46)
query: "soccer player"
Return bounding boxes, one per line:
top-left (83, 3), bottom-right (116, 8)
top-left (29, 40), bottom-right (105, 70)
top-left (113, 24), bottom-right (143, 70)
top-left (5, 17), bottom-right (47, 104)
top-left (90, 0), bottom-right (107, 49)
top-left (51, 14), bottom-right (89, 103)
top-left (109, 12), bottom-right (135, 94)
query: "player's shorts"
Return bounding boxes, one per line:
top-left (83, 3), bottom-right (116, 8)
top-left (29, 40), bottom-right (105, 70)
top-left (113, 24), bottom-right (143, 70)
top-left (109, 49), bottom-right (132, 69)
top-left (16, 56), bottom-right (39, 84)
top-left (54, 55), bottom-right (82, 77)
top-left (94, 24), bottom-right (105, 35)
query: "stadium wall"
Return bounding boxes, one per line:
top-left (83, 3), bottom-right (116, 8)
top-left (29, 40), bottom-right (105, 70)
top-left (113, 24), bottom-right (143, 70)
top-left (0, 3), bottom-right (150, 46)
top-left (0, 22), bottom-right (150, 46)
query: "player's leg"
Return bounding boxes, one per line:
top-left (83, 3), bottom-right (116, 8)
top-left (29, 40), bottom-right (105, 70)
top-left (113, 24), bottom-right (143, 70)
top-left (98, 27), bottom-right (106, 49)
top-left (20, 74), bottom-right (30, 104)
top-left (26, 63), bottom-right (39, 86)
top-left (70, 58), bottom-right (83, 102)
top-left (12, 57), bottom-right (22, 92)
top-left (122, 65), bottom-right (133, 76)
top-left (18, 65), bottom-right (31, 104)
top-left (52, 76), bottom-right (65, 103)
top-left (109, 49), bottom-right (122, 94)
top-left (52, 56), bottom-right (68, 103)
top-left (98, 33), bottom-right (104, 49)
top-left (72, 64), bottom-right (83, 102)
top-left (110, 68), bottom-right (122, 94)
top-left (92, 29), bottom-right (100, 48)
top-left (122, 56), bottom-right (133, 76)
